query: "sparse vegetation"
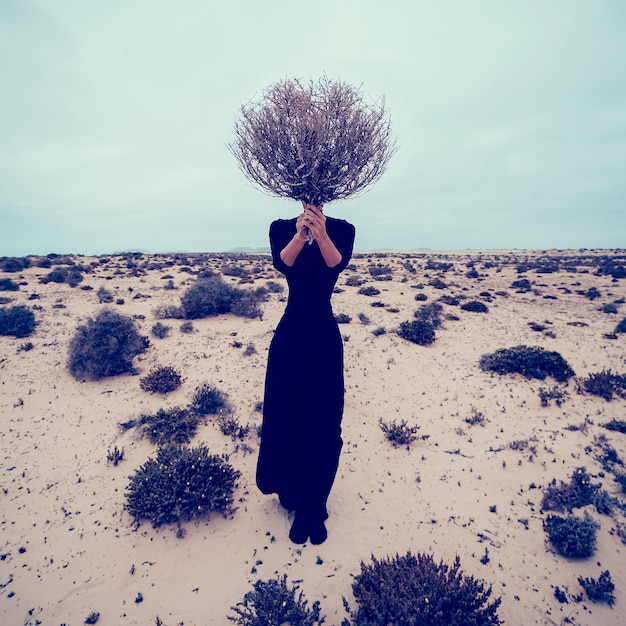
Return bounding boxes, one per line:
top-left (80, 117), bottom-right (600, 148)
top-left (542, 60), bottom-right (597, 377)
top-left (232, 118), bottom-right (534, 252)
top-left (151, 322), bottom-right (171, 339)
top-left (538, 385), bottom-right (568, 407)
top-left (578, 570), bottom-right (615, 606)
top-left (541, 467), bottom-right (612, 515)
top-left (125, 406), bottom-right (204, 446)
top-left (479, 346), bottom-right (574, 382)
top-left (398, 319), bottom-right (436, 345)
top-left (68, 309), bottom-right (149, 380)
top-left (358, 286), bottom-right (380, 297)
top-left (140, 366), bottom-right (183, 394)
top-left (228, 575), bottom-right (325, 625)
top-left (125, 445), bottom-right (240, 528)
top-left (0, 278), bottom-right (19, 291)
top-left (461, 300), bottom-right (489, 313)
top-left (344, 551), bottom-right (502, 625)
top-left (0, 305), bottom-right (36, 338)
top-left (379, 418), bottom-right (428, 447)
top-left (543, 512), bottom-right (598, 559)
top-left (190, 383), bottom-right (230, 416)
top-left (577, 369), bottom-right (626, 401)
top-left (181, 276), bottom-right (265, 319)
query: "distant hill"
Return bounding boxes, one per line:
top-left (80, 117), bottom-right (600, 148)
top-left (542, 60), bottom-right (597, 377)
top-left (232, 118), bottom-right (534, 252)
top-left (225, 246), bottom-right (271, 253)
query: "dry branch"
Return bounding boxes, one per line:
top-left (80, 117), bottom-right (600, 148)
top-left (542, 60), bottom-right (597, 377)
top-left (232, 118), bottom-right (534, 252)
top-left (229, 76), bottom-right (396, 206)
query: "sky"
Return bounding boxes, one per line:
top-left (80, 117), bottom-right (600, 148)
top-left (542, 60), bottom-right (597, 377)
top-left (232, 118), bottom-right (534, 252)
top-left (1, 0), bottom-right (625, 256)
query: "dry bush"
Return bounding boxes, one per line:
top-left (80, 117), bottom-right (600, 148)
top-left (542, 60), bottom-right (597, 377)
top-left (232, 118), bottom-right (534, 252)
top-left (230, 76), bottom-right (396, 205)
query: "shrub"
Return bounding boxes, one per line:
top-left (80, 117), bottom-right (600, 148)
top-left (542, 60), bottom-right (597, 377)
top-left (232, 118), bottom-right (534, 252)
top-left (578, 570), bottom-right (615, 606)
top-left (151, 322), bottom-right (171, 339)
top-left (125, 445), bottom-right (240, 527)
top-left (398, 320), bottom-right (436, 345)
top-left (179, 320), bottom-right (194, 333)
top-left (479, 346), bottom-right (574, 382)
top-left (265, 280), bottom-right (284, 293)
top-left (228, 575), bottom-right (325, 625)
top-left (538, 385), bottom-right (568, 407)
top-left (543, 512), bottom-right (598, 558)
top-left (461, 301), bottom-right (489, 313)
top-left (217, 413), bottom-right (251, 442)
top-left (379, 418), bottom-right (427, 447)
top-left (335, 313), bottom-right (351, 324)
top-left (511, 278), bottom-right (531, 291)
top-left (358, 286), bottom-right (380, 297)
top-left (578, 369), bottom-right (626, 401)
top-left (541, 467), bottom-right (609, 514)
top-left (428, 277), bottom-right (447, 290)
top-left (97, 286), bottom-right (114, 303)
top-left (181, 277), bottom-right (265, 319)
top-left (0, 278), bottom-right (19, 291)
top-left (140, 366), bottom-right (183, 394)
top-left (0, 305), bottom-right (36, 338)
top-left (345, 551), bottom-right (502, 625)
top-left (0, 257), bottom-right (29, 273)
top-left (129, 406), bottom-right (204, 446)
top-left (414, 302), bottom-right (443, 328)
top-left (68, 309), bottom-right (148, 380)
top-left (345, 275), bottom-right (365, 287)
top-left (603, 418), bottom-right (626, 434)
top-left (615, 316), bottom-right (626, 333)
top-left (190, 383), bottom-right (230, 416)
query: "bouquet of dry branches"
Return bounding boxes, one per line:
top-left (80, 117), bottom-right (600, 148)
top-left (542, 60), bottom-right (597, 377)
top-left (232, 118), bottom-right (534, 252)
top-left (229, 76), bottom-right (396, 207)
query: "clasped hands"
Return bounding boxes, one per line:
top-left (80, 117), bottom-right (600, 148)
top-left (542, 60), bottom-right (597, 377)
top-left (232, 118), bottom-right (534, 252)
top-left (297, 201), bottom-right (326, 243)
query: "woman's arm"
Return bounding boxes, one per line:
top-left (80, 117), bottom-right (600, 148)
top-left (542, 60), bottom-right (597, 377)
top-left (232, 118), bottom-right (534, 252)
top-left (279, 203), bottom-right (344, 268)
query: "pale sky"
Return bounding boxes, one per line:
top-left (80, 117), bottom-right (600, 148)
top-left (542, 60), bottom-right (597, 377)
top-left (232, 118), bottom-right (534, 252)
top-left (1, 0), bottom-right (625, 256)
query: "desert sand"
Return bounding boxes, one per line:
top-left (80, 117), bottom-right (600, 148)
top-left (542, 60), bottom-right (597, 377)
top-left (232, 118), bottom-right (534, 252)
top-left (1, 248), bottom-right (625, 625)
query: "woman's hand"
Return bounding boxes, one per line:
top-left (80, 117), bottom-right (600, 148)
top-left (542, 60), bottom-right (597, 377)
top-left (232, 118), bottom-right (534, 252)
top-left (300, 201), bottom-right (327, 241)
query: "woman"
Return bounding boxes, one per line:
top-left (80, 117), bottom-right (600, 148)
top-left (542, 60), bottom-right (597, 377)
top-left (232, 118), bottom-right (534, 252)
top-left (256, 202), bottom-right (356, 544)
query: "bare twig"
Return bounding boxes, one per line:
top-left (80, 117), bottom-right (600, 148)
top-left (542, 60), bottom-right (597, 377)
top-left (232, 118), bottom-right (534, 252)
top-left (229, 76), bottom-right (397, 205)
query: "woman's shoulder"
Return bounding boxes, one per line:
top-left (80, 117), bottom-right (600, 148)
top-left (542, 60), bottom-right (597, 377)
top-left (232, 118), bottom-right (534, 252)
top-left (326, 216), bottom-right (355, 235)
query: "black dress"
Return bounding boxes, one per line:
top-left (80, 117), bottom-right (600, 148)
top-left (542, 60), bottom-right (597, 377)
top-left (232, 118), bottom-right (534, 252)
top-left (256, 216), bottom-right (356, 523)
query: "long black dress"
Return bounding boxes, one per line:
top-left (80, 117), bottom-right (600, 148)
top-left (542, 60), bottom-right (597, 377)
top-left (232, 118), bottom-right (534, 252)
top-left (256, 216), bottom-right (356, 524)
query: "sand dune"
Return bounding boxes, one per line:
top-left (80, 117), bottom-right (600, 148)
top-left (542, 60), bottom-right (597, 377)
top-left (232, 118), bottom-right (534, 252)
top-left (1, 249), bottom-right (625, 625)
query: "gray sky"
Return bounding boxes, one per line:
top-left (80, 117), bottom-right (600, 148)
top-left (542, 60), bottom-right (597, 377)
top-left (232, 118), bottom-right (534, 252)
top-left (1, 0), bottom-right (625, 256)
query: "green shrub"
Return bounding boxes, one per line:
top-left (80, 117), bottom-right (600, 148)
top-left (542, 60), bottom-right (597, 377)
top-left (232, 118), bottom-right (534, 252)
top-left (0, 257), bottom-right (30, 273)
top-left (335, 313), bottom-right (352, 324)
top-left (578, 369), bottom-right (626, 401)
top-left (151, 322), bottom-right (171, 339)
top-left (0, 305), bottom-right (36, 338)
top-left (140, 366), bottom-right (183, 394)
top-left (398, 320), bottom-right (436, 345)
top-left (541, 467), bottom-right (611, 514)
top-left (68, 309), bottom-right (148, 380)
top-left (345, 551), bottom-right (501, 625)
top-left (126, 406), bottom-right (203, 446)
top-left (358, 285), bottom-right (380, 297)
top-left (578, 570), bottom-right (615, 606)
top-left (538, 385), bottom-right (568, 407)
top-left (543, 512), bottom-right (598, 558)
top-left (125, 445), bottom-right (240, 527)
top-left (190, 383), bottom-right (230, 416)
top-left (603, 419), bottom-right (626, 434)
top-left (479, 346), bottom-right (574, 382)
top-left (181, 277), bottom-right (264, 319)
top-left (0, 278), bottom-right (19, 291)
top-left (414, 302), bottom-right (443, 328)
top-left (379, 418), bottom-right (428, 447)
top-left (461, 301), bottom-right (489, 313)
top-left (511, 278), bottom-right (531, 291)
top-left (97, 286), bottom-right (114, 303)
top-left (615, 316), bottom-right (626, 333)
top-left (228, 575), bottom-right (325, 625)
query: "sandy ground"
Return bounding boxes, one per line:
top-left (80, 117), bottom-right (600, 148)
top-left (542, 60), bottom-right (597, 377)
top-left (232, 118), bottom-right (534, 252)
top-left (1, 249), bottom-right (625, 625)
